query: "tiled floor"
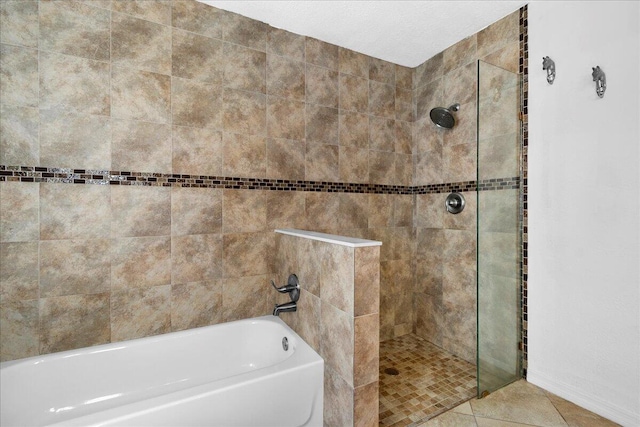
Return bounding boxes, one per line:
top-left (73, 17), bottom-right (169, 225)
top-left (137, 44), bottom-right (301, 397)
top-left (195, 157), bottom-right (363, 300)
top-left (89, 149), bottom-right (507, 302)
top-left (379, 334), bottom-right (619, 427)
top-left (379, 333), bottom-right (477, 426)
top-left (418, 379), bottom-right (621, 426)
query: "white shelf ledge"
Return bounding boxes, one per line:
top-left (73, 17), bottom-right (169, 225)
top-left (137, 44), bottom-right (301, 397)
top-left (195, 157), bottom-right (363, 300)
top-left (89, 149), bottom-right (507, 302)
top-left (275, 228), bottom-right (382, 248)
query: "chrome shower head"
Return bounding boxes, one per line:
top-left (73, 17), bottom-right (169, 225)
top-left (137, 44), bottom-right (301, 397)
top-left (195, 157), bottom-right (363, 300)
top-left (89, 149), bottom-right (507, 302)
top-left (429, 103), bottom-right (460, 129)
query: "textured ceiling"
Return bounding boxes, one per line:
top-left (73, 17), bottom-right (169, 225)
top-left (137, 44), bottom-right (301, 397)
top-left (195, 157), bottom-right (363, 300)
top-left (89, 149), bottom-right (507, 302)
top-left (199, 1), bottom-right (526, 68)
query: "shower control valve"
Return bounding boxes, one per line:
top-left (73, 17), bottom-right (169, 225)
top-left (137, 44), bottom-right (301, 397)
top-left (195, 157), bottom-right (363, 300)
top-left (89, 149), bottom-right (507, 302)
top-left (445, 192), bottom-right (466, 214)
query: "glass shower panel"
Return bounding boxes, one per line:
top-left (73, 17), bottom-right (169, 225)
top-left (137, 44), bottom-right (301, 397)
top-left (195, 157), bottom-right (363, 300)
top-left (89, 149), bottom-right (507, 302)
top-left (476, 60), bottom-right (522, 397)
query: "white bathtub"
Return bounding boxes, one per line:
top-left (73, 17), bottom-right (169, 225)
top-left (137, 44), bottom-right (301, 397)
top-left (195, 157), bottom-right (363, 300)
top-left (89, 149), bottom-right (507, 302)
top-left (0, 316), bottom-right (323, 427)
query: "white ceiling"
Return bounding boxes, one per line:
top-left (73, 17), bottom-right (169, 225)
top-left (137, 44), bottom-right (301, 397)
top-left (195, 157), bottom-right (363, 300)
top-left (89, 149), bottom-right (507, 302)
top-left (199, 1), bottom-right (527, 68)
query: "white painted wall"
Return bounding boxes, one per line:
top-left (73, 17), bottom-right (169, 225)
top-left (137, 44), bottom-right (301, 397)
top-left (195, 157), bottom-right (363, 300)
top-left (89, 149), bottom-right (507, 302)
top-left (528, 2), bottom-right (640, 425)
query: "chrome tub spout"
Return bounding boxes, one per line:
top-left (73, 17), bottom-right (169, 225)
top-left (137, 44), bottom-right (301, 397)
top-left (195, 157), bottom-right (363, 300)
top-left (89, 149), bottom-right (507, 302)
top-left (273, 301), bottom-right (297, 316)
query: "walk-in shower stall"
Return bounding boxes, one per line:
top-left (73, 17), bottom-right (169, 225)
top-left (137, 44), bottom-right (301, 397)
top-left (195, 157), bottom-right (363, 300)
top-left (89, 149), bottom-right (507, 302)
top-left (380, 58), bottom-right (523, 425)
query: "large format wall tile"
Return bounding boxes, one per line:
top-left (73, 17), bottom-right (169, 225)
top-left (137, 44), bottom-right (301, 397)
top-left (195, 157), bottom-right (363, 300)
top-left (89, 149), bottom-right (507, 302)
top-left (171, 234), bottom-right (223, 284)
top-left (110, 186), bottom-right (170, 238)
top-left (369, 81), bottom-right (395, 119)
top-left (306, 37), bottom-right (338, 70)
top-left (267, 27), bottom-right (305, 61)
top-left (223, 43), bottom-right (266, 93)
top-left (443, 35), bottom-right (477, 74)
top-left (0, 1), bottom-right (38, 48)
top-left (112, 0), bottom-right (172, 26)
top-left (477, 12), bottom-right (519, 59)
top-left (306, 64), bottom-right (339, 108)
top-left (370, 58), bottom-right (395, 85)
top-left (0, 44), bottom-right (38, 108)
top-left (223, 231), bottom-right (271, 278)
top-left (223, 132), bottom-right (266, 177)
top-left (0, 300), bottom-right (39, 361)
top-left (40, 110), bottom-right (111, 170)
top-left (171, 187), bottom-right (222, 236)
top-left (223, 88), bottom-right (266, 136)
top-left (354, 313), bottom-right (380, 386)
top-left (265, 137), bottom-right (305, 180)
top-left (171, 281), bottom-right (223, 331)
top-left (112, 119), bottom-right (172, 173)
top-left (172, 29), bottom-right (224, 83)
top-left (267, 96), bottom-right (305, 140)
top-left (223, 10), bottom-right (267, 51)
top-left (111, 12), bottom-right (171, 75)
top-left (171, 0), bottom-right (224, 39)
top-left (171, 125), bottom-right (223, 176)
top-left (40, 184), bottom-right (110, 240)
top-left (0, 105), bottom-right (39, 166)
top-left (266, 191), bottom-right (306, 230)
top-left (370, 117), bottom-right (395, 152)
top-left (0, 181), bottom-right (39, 242)
top-left (306, 105), bottom-right (338, 145)
top-left (110, 236), bottom-right (171, 290)
top-left (339, 111), bottom-right (369, 148)
top-left (39, 1), bottom-right (110, 62)
top-left (40, 239), bottom-right (110, 298)
top-left (340, 74), bottom-right (369, 113)
top-left (0, 242), bottom-right (39, 303)
top-left (171, 77), bottom-right (223, 129)
top-left (266, 53), bottom-right (305, 100)
top-left (321, 302), bottom-right (355, 386)
top-left (40, 52), bottom-right (110, 116)
top-left (222, 189), bottom-right (266, 233)
top-left (222, 274), bottom-right (272, 322)
top-left (319, 243), bottom-right (355, 314)
top-left (111, 66), bottom-right (170, 123)
top-left (339, 146), bottom-right (369, 183)
top-left (339, 48), bottom-right (369, 79)
top-left (305, 143), bottom-right (339, 182)
top-left (110, 286), bottom-right (171, 342)
top-left (39, 293), bottom-right (111, 354)
top-left (412, 9), bottom-right (521, 354)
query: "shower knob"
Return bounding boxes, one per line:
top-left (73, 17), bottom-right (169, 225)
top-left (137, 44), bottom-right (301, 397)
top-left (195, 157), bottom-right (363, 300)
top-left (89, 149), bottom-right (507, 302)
top-left (445, 192), bottom-right (465, 214)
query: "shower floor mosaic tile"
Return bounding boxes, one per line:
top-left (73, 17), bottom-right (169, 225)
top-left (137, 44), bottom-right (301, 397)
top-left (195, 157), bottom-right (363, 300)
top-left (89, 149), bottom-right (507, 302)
top-left (379, 333), bottom-right (477, 426)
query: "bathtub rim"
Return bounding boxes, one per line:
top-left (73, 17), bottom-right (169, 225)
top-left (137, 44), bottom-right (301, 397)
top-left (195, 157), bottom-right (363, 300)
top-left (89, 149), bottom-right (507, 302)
top-left (1, 315), bottom-right (324, 427)
top-left (0, 315), bottom-right (303, 369)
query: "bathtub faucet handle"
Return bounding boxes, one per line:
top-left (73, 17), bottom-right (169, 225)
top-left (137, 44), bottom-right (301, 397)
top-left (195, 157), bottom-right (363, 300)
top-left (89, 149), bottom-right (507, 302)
top-left (271, 280), bottom-right (295, 294)
top-left (270, 274), bottom-right (300, 302)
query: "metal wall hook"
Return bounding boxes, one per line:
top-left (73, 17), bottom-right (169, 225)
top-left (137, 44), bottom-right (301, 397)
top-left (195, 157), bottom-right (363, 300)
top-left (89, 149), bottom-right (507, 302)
top-left (592, 66), bottom-right (606, 98)
top-left (542, 56), bottom-right (556, 84)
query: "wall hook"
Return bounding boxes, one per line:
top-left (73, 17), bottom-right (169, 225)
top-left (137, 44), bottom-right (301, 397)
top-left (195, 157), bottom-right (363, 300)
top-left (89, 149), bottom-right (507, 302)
top-left (592, 66), bottom-right (606, 98)
top-left (542, 56), bottom-right (556, 84)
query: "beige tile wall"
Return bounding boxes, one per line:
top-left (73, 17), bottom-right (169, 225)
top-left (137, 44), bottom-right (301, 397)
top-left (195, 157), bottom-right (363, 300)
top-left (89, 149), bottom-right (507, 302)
top-left (274, 232), bottom-right (380, 427)
top-left (0, 0), bottom-right (521, 369)
top-left (412, 10), bottom-right (521, 363)
top-left (0, 0), bottom-right (413, 361)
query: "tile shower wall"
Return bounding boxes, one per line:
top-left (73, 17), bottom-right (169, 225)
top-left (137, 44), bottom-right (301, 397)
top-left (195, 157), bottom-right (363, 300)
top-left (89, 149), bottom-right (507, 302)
top-left (0, 0), bottom-right (414, 361)
top-left (413, 11), bottom-right (521, 363)
top-left (274, 232), bottom-right (380, 427)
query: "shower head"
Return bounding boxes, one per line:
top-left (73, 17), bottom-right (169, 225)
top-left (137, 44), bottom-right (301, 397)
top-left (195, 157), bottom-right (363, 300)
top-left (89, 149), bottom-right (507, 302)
top-left (429, 103), bottom-right (460, 129)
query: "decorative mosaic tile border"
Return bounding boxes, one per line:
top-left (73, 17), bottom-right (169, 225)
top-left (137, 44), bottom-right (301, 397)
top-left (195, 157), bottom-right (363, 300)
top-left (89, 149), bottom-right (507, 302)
top-left (0, 165), bottom-right (519, 195)
top-left (520, 4), bottom-right (529, 377)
